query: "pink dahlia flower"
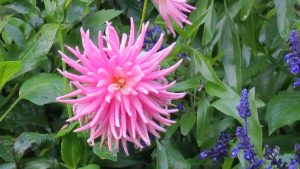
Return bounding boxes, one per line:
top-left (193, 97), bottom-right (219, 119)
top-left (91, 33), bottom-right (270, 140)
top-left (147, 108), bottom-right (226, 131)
top-left (153, 0), bottom-right (196, 35)
top-left (56, 18), bottom-right (185, 154)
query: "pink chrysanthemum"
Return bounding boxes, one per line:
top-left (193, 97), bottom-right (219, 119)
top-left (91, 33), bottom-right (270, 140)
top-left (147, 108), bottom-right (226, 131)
top-left (56, 18), bottom-right (185, 154)
top-left (153, 0), bottom-right (196, 35)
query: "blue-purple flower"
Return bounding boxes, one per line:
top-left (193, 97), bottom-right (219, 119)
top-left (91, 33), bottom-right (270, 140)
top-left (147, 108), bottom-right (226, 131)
top-left (231, 89), bottom-right (263, 169)
top-left (285, 30), bottom-right (300, 88)
top-left (200, 131), bottom-right (231, 162)
top-left (143, 24), bottom-right (166, 51)
top-left (264, 145), bottom-right (287, 169)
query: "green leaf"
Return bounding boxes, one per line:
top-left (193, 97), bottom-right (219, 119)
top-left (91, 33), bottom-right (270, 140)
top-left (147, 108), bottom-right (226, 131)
top-left (4, 23), bottom-right (24, 48)
top-left (205, 81), bottom-right (238, 99)
top-left (156, 140), bottom-right (168, 169)
top-left (212, 88), bottom-right (262, 156)
top-left (0, 101), bottom-right (49, 131)
top-left (211, 97), bottom-right (242, 122)
top-left (191, 49), bottom-right (238, 98)
top-left (247, 88), bottom-right (262, 156)
top-left (221, 15), bottom-right (242, 92)
top-left (0, 15), bottom-right (12, 32)
top-left (274, 0), bottom-right (294, 36)
top-left (0, 163), bottom-right (17, 169)
top-left (82, 9), bottom-right (122, 30)
top-left (169, 79), bottom-right (199, 92)
top-left (55, 122), bottom-right (79, 138)
top-left (162, 139), bottom-right (191, 169)
top-left (240, 0), bottom-right (254, 21)
top-left (17, 24), bottom-right (58, 76)
top-left (0, 61), bottom-right (21, 91)
top-left (92, 143), bottom-right (117, 161)
top-left (186, 0), bottom-right (208, 37)
top-left (61, 133), bottom-right (82, 168)
top-left (79, 164), bottom-right (100, 169)
top-left (0, 135), bottom-right (15, 162)
top-left (202, 0), bottom-right (215, 45)
top-left (196, 95), bottom-right (210, 146)
top-left (180, 112), bottom-right (196, 136)
top-left (266, 91), bottom-right (300, 134)
top-left (191, 49), bottom-right (221, 83)
top-left (14, 132), bottom-right (54, 161)
top-left (19, 73), bottom-right (64, 105)
top-left (23, 158), bottom-right (58, 169)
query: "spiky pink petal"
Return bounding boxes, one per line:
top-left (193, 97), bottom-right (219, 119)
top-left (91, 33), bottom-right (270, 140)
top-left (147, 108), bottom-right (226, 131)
top-left (153, 0), bottom-right (196, 35)
top-left (56, 18), bottom-right (185, 155)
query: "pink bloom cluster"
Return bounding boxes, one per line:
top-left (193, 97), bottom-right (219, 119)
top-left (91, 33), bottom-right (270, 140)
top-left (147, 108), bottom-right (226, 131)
top-left (57, 18), bottom-right (185, 154)
top-left (153, 0), bottom-right (196, 35)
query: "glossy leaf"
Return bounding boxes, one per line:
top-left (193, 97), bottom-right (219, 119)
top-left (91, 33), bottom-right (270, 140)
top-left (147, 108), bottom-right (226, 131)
top-left (156, 140), bottom-right (168, 169)
top-left (92, 143), bottom-right (117, 161)
top-left (82, 9), bottom-right (122, 30)
top-left (22, 158), bottom-right (58, 169)
top-left (240, 0), bottom-right (254, 21)
top-left (169, 79), bottom-right (199, 92)
top-left (14, 132), bottom-right (54, 161)
top-left (180, 112), bottom-right (196, 136)
top-left (196, 95), bottom-right (210, 146)
top-left (0, 135), bottom-right (15, 162)
top-left (266, 91), bottom-right (300, 134)
top-left (78, 164), bottom-right (100, 169)
top-left (61, 133), bottom-right (82, 168)
top-left (221, 15), bottom-right (242, 92)
top-left (0, 61), bottom-right (21, 91)
top-left (17, 24), bottom-right (58, 76)
top-left (19, 73), bottom-right (64, 105)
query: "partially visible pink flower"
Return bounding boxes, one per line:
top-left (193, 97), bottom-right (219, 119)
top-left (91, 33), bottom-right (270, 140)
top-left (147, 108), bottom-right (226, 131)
top-left (56, 18), bottom-right (185, 154)
top-left (153, 0), bottom-right (196, 35)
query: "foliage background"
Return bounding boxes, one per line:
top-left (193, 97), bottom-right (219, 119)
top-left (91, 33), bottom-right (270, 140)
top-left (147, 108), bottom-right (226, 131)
top-left (0, 0), bottom-right (300, 168)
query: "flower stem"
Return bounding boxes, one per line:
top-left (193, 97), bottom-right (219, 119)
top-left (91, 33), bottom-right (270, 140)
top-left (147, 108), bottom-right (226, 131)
top-left (0, 83), bottom-right (19, 109)
top-left (56, 0), bottom-right (72, 118)
top-left (139, 0), bottom-right (148, 33)
top-left (0, 97), bottom-right (21, 123)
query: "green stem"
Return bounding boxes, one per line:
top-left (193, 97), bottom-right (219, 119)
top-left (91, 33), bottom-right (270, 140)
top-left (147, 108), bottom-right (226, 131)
top-left (139, 0), bottom-right (148, 33)
top-left (0, 97), bottom-right (21, 123)
top-left (264, 48), bottom-right (295, 78)
top-left (0, 83), bottom-right (19, 109)
top-left (56, 0), bottom-right (72, 118)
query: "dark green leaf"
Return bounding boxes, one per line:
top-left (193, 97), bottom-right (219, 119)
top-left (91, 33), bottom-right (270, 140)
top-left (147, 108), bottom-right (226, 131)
top-left (19, 73), bottom-right (64, 105)
top-left (78, 164), bottom-right (100, 169)
top-left (0, 135), bottom-right (15, 162)
top-left (274, 0), bottom-right (287, 35)
top-left (0, 162), bottom-right (17, 169)
top-left (169, 79), bottom-right (199, 92)
top-left (82, 9), bottom-right (122, 30)
top-left (221, 15), bottom-right (242, 92)
top-left (4, 23), bottom-right (24, 48)
top-left (196, 95), bottom-right (210, 146)
top-left (0, 61), bottom-right (21, 91)
top-left (22, 157), bottom-right (58, 169)
top-left (0, 101), bottom-right (48, 131)
top-left (240, 0), bottom-right (254, 20)
top-left (17, 24), bottom-right (58, 76)
top-left (202, 1), bottom-right (215, 45)
top-left (14, 132), bottom-right (54, 161)
top-left (55, 122), bottom-right (78, 138)
top-left (162, 139), bottom-right (191, 169)
top-left (92, 143), bottom-right (117, 161)
top-left (61, 133), bottom-right (82, 168)
top-left (156, 140), bottom-right (168, 169)
top-left (180, 112), bottom-right (196, 136)
top-left (0, 15), bottom-right (12, 32)
top-left (266, 91), bottom-right (300, 134)
top-left (247, 88), bottom-right (262, 156)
